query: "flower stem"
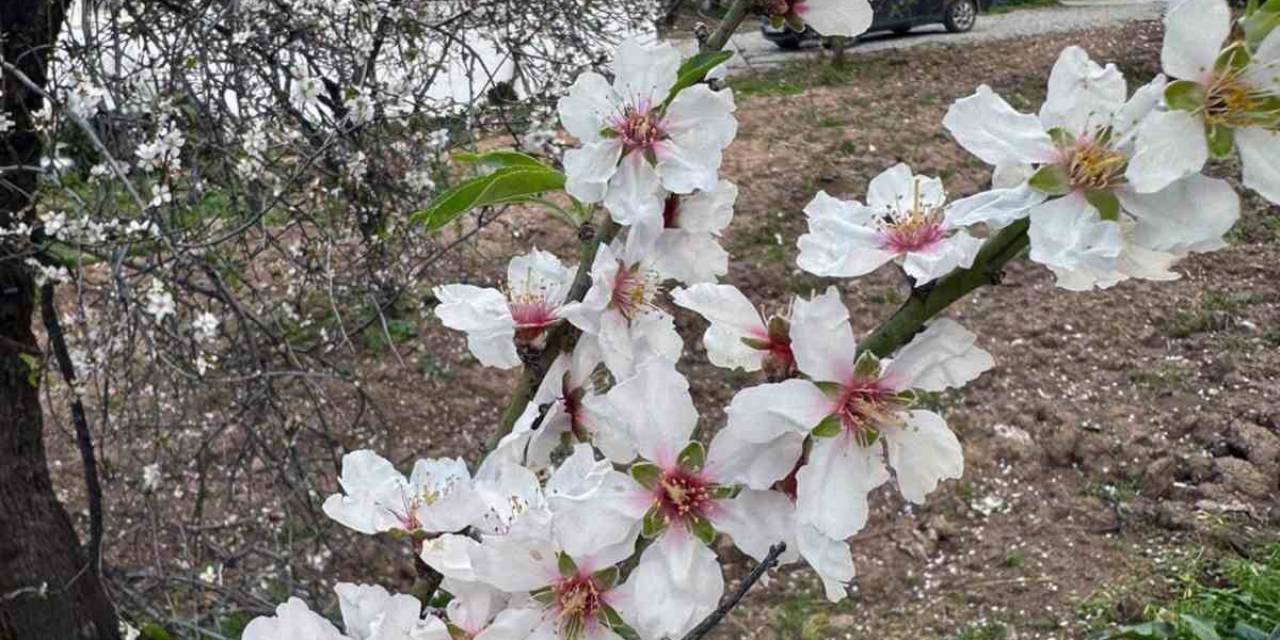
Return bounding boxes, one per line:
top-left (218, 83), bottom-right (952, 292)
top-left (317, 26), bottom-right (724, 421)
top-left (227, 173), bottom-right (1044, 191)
top-left (857, 218), bottom-right (1030, 358)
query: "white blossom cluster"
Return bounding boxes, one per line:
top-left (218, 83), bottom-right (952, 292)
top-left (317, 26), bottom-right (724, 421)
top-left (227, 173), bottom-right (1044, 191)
top-left (241, 0), bottom-right (1275, 638)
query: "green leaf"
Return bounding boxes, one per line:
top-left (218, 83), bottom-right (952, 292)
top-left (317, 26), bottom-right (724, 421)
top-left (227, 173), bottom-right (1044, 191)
top-left (592, 566), bottom-right (621, 590)
top-left (630, 462), bottom-right (660, 490)
top-left (141, 624), bottom-right (174, 640)
top-left (1227, 621), bottom-right (1269, 640)
top-left (1165, 80), bottom-right (1207, 112)
top-left (812, 414), bottom-right (843, 438)
top-left (1206, 123), bottom-right (1236, 159)
top-left (1085, 189), bottom-right (1121, 222)
top-left (530, 587), bottom-right (557, 605)
top-left (1180, 615), bottom-right (1222, 640)
top-left (853, 350), bottom-right (881, 378)
top-left (452, 150), bottom-right (545, 169)
top-left (1028, 164), bottom-right (1072, 196)
top-left (414, 166), bottom-right (566, 230)
top-left (813, 381), bottom-right (844, 396)
top-left (19, 353), bottom-right (40, 388)
top-left (557, 551), bottom-right (578, 578)
top-left (691, 516), bottom-right (717, 545)
top-left (642, 505), bottom-right (668, 539)
top-left (677, 441), bottom-right (706, 471)
top-left (664, 50), bottom-right (734, 104)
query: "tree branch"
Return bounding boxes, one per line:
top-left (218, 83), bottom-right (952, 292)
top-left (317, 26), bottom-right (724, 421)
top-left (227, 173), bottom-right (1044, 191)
top-left (702, 0), bottom-right (756, 52)
top-left (681, 542), bottom-right (788, 640)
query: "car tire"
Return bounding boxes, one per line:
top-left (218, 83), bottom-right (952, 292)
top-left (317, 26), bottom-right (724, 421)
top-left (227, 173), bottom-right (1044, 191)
top-left (772, 31), bottom-right (805, 50)
top-left (944, 0), bottom-right (978, 32)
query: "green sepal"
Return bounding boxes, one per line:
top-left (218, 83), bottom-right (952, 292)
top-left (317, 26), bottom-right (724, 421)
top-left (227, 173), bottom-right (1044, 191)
top-left (892, 388), bottom-right (919, 406)
top-left (690, 516), bottom-right (717, 545)
top-left (387, 528), bottom-right (411, 541)
top-left (1084, 189), bottom-right (1121, 222)
top-left (592, 565), bottom-right (621, 590)
top-left (770, 14), bottom-right (786, 29)
top-left (641, 505), bottom-right (668, 539)
top-left (741, 336), bottom-right (772, 350)
top-left (1215, 42), bottom-right (1252, 72)
top-left (1046, 126), bottom-right (1075, 148)
top-left (600, 127), bottom-right (618, 139)
top-left (530, 587), bottom-right (557, 606)
top-left (600, 603), bottom-right (627, 628)
top-left (853, 350), bottom-right (881, 378)
top-left (1028, 163), bottom-right (1072, 196)
top-left (811, 414), bottom-right (843, 438)
top-left (767, 315), bottom-right (790, 343)
top-left (677, 441), bottom-right (706, 471)
top-left (785, 14), bottom-right (806, 31)
top-left (711, 484), bottom-right (742, 500)
top-left (1164, 80), bottom-right (1207, 112)
top-left (1206, 123), bottom-right (1236, 159)
top-left (858, 426), bottom-right (882, 447)
top-left (629, 462), bottom-right (660, 490)
top-left (557, 551), bottom-right (578, 578)
top-left (813, 381), bottom-right (844, 396)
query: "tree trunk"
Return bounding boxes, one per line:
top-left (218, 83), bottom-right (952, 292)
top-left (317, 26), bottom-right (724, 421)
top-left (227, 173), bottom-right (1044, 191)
top-left (0, 1), bottom-right (121, 638)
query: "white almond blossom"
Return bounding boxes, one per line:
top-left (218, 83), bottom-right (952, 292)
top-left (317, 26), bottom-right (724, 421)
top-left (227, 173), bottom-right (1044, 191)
top-left (243, 584), bottom-right (447, 640)
top-left (322, 450), bottom-right (480, 536)
top-left (433, 249), bottom-right (574, 369)
top-left (720, 288), bottom-right (992, 545)
top-left (943, 46), bottom-right (1240, 290)
top-left (559, 243), bottom-right (682, 378)
top-left (557, 38), bottom-right (737, 229)
top-left (797, 164), bottom-right (986, 284)
top-left (766, 0), bottom-right (875, 38)
top-left (144, 280), bottom-right (176, 321)
top-left (1128, 0), bottom-right (1280, 202)
top-left (490, 336), bottom-right (635, 469)
top-left (671, 283), bottom-right (795, 377)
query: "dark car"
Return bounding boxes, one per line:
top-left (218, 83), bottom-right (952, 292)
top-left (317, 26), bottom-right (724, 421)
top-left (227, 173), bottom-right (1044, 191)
top-left (761, 0), bottom-right (984, 49)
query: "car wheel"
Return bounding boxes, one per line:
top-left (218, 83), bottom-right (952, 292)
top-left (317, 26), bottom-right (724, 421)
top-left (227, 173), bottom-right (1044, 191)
top-left (772, 31), bottom-right (805, 50)
top-left (944, 0), bottom-right (977, 32)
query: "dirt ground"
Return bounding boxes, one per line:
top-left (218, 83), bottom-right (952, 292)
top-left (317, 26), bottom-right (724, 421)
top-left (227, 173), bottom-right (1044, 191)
top-left (45, 18), bottom-right (1279, 640)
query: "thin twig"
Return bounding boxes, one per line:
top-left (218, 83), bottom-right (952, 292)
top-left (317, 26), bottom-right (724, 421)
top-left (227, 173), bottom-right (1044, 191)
top-left (681, 542), bottom-right (788, 640)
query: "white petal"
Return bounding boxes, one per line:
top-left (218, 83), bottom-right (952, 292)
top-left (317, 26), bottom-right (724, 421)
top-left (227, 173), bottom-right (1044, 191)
top-left (612, 38), bottom-right (681, 106)
top-left (712, 489), bottom-right (800, 564)
top-left (546, 445), bottom-right (645, 567)
top-left (798, 0), bottom-right (874, 36)
top-left (656, 135), bottom-right (723, 195)
top-left (672, 283), bottom-right (767, 371)
top-left (412, 458), bottom-right (482, 534)
top-left (651, 229), bottom-right (729, 284)
top-left (943, 85), bottom-right (1056, 167)
top-left (868, 163), bottom-right (943, 213)
top-left (881, 318), bottom-right (993, 392)
top-left (1113, 74), bottom-right (1169, 138)
top-left (797, 194), bottom-right (896, 277)
top-left (559, 245), bottom-right (619, 336)
top-left (563, 140), bottom-right (623, 205)
top-left (1162, 0), bottom-right (1230, 81)
top-left (242, 598), bottom-right (346, 640)
top-left (606, 356), bottom-right (698, 466)
top-left (674, 179), bottom-right (737, 234)
top-left (1237, 126), bottom-right (1280, 206)
top-left (336, 583), bottom-right (423, 640)
top-left (901, 231), bottom-right (983, 284)
top-left (1039, 46), bottom-right (1127, 135)
top-left (420, 534), bottom-right (481, 583)
top-left (725, 379), bottom-right (832, 444)
top-left (604, 152), bottom-right (664, 226)
top-left (472, 608), bottom-right (544, 640)
top-left (664, 83), bottom-right (738, 151)
top-left (443, 579), bottom-right (508, 635)
top-left (1126, 109), bottom-right (1209, 194)
top-left (619, 532), bottom-right (723, 640)
top-left (323, 450), bottom-right (408, 535)
top-left (1119, 175), bottom-right (1239, 253)
top-left (557, 72), bottom-right (618, 143)
top-left (796, 436), bottom-right (888, 540)
top-left (992, 163), bottom-right (1036, 190)
top-left (1026, 193), bottom-right (1123, 281)
top-left (706, 422), bottom-right (805, 489)
top-left (1117, 243), bottom-right (1181, 283)
top-left (469, 522), bottom-right (559, 593)
top-left (1245, 30), bottom-right (1280, 93)
top-left (944, 185), bottom-right (1046, 229)
top-left (507, 249), bottom-right (573, 308)
top-left (433, 284), bottom-right (519, 369)
top-left (790, 286), bottom-right (857, 383)
top-left (884, 410), bottom-right (964, 504)
top-left (795, 523), bottom-right (856, 603)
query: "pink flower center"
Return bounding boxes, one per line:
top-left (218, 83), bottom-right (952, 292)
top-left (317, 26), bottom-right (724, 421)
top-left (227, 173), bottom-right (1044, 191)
top-left (553, 572), bottom-right (607, 639)
top-left (610, 104), bottom-right (666, 156)
top-left (835, 377), bottom-right (900, 446)
top-left (879, 214), bottom-right (947, 254)
top-left (609, 261), bottom-right (660, 321)
top-left (655, 468), bottom-right (713, 523)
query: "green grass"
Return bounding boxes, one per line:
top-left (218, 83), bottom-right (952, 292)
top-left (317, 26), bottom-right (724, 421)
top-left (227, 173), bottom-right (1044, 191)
top-left (771, 595), bottom-right (831, 640)
top-left (988, 0), bottom-right (1058, 14)
top-left (1099, 543), bottom-right (1280, 639)
top-left (949, 621), bottom-right (1011, 640)
top-left (729, 57), bottom-right (895, 99)
top-left (1164, 292), bottom-right (1262, 339)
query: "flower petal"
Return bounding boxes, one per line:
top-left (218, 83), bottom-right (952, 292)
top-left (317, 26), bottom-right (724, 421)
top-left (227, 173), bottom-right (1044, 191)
top-left (546, 445), bottom-right (645, 567)
top-left (606, 356), bottom-right (698, 467)
top-left (881, 318), bottom-right (993, 393)
top-left (433, 284), bottom-right (520, 369)
top-left (1237, 126), bottom-right (1280, 205)
top-left (612, 38), bottom-right (682, 106)
top-left (1162, 0), bottom-right (1230, 81)
top-left (672, 283), bottom-right (767, 371)
top-left (1119, 175), bottom-right (1239, 253)
top-left (796, 436), bottom-right (888, 540)
top-left (675, 179), bottom-right (737, 234)
top-left (604, 152), bottom-right (664, 226)
top-left (1127, 108), bottom-right (1209, 194)
top-left (1026, 193), bottom-right (1124, 288)
top-left (242, 598), bottom-right (346, 640)
top-left (557, 72), bottom-right (618, 143)
top-left (867, 163), bottom-right (944, 213)
top-left (706, 422), bottom-right (806, 489)
top-left (712, 489), bottom-right (800, 564)
top-left (795, 523), bottom-right (856, 603)
top-left (651, 229), bottom-right (729, 284)
top-left (663, 84), bottom-right (738, 151)
top-left (901, 231), bottom-right (984, 285)
top-left (944, 185), bottom-right (1046, 229)
top-left (1039, 46), bottom-right (1127, 135)
top-left (790, 286), bottom-right (857, 383)
top-left (618, 532), bottom-right (723, 640)
top-left (943, 85), bottom-right (1056, 167)
top-left (799, 0), bottom-right (874, 37)
top-left (563, 140), bottom-right (623, 205)
top-left (884, 410), bottom-right (964, 504)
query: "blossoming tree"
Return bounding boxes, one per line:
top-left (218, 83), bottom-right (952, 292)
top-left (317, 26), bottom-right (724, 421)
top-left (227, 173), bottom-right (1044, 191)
top-left (234, 0), bottom-right (1278, 638)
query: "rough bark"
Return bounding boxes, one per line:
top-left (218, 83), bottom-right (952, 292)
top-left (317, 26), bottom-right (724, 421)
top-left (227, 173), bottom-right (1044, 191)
top-left (0, 0), bottom-right (122, 638)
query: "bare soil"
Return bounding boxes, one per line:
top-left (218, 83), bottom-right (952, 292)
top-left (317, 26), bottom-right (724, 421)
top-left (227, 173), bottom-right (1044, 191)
top-left (44, 19), bottom-right (1279, 640)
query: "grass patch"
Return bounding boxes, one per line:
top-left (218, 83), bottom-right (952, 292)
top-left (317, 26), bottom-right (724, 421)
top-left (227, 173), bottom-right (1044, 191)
top-left (771, 594), bottom-right (831, 640)
top-left (730, 57), bottom-right (895, 99)
top-left (948, 621), bottom-right (1011, 640)
top-left (1164, 292), bottom-right (1261, 339)
top-left (988, 0), bottom-right (1058, 14)
top-left (1099, 543), bottom-right (1280, 639)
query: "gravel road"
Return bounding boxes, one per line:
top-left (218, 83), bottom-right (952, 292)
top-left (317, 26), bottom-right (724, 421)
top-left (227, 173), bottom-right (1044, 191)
top-left (714, 2), bottom-right (1162, 71)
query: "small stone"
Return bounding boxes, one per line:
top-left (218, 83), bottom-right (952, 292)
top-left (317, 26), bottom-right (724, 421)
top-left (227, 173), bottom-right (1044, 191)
top-left (1213, 457), bottom-right (1273, 499)
top-left (1142, 457), bottom-right (1177, 498)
